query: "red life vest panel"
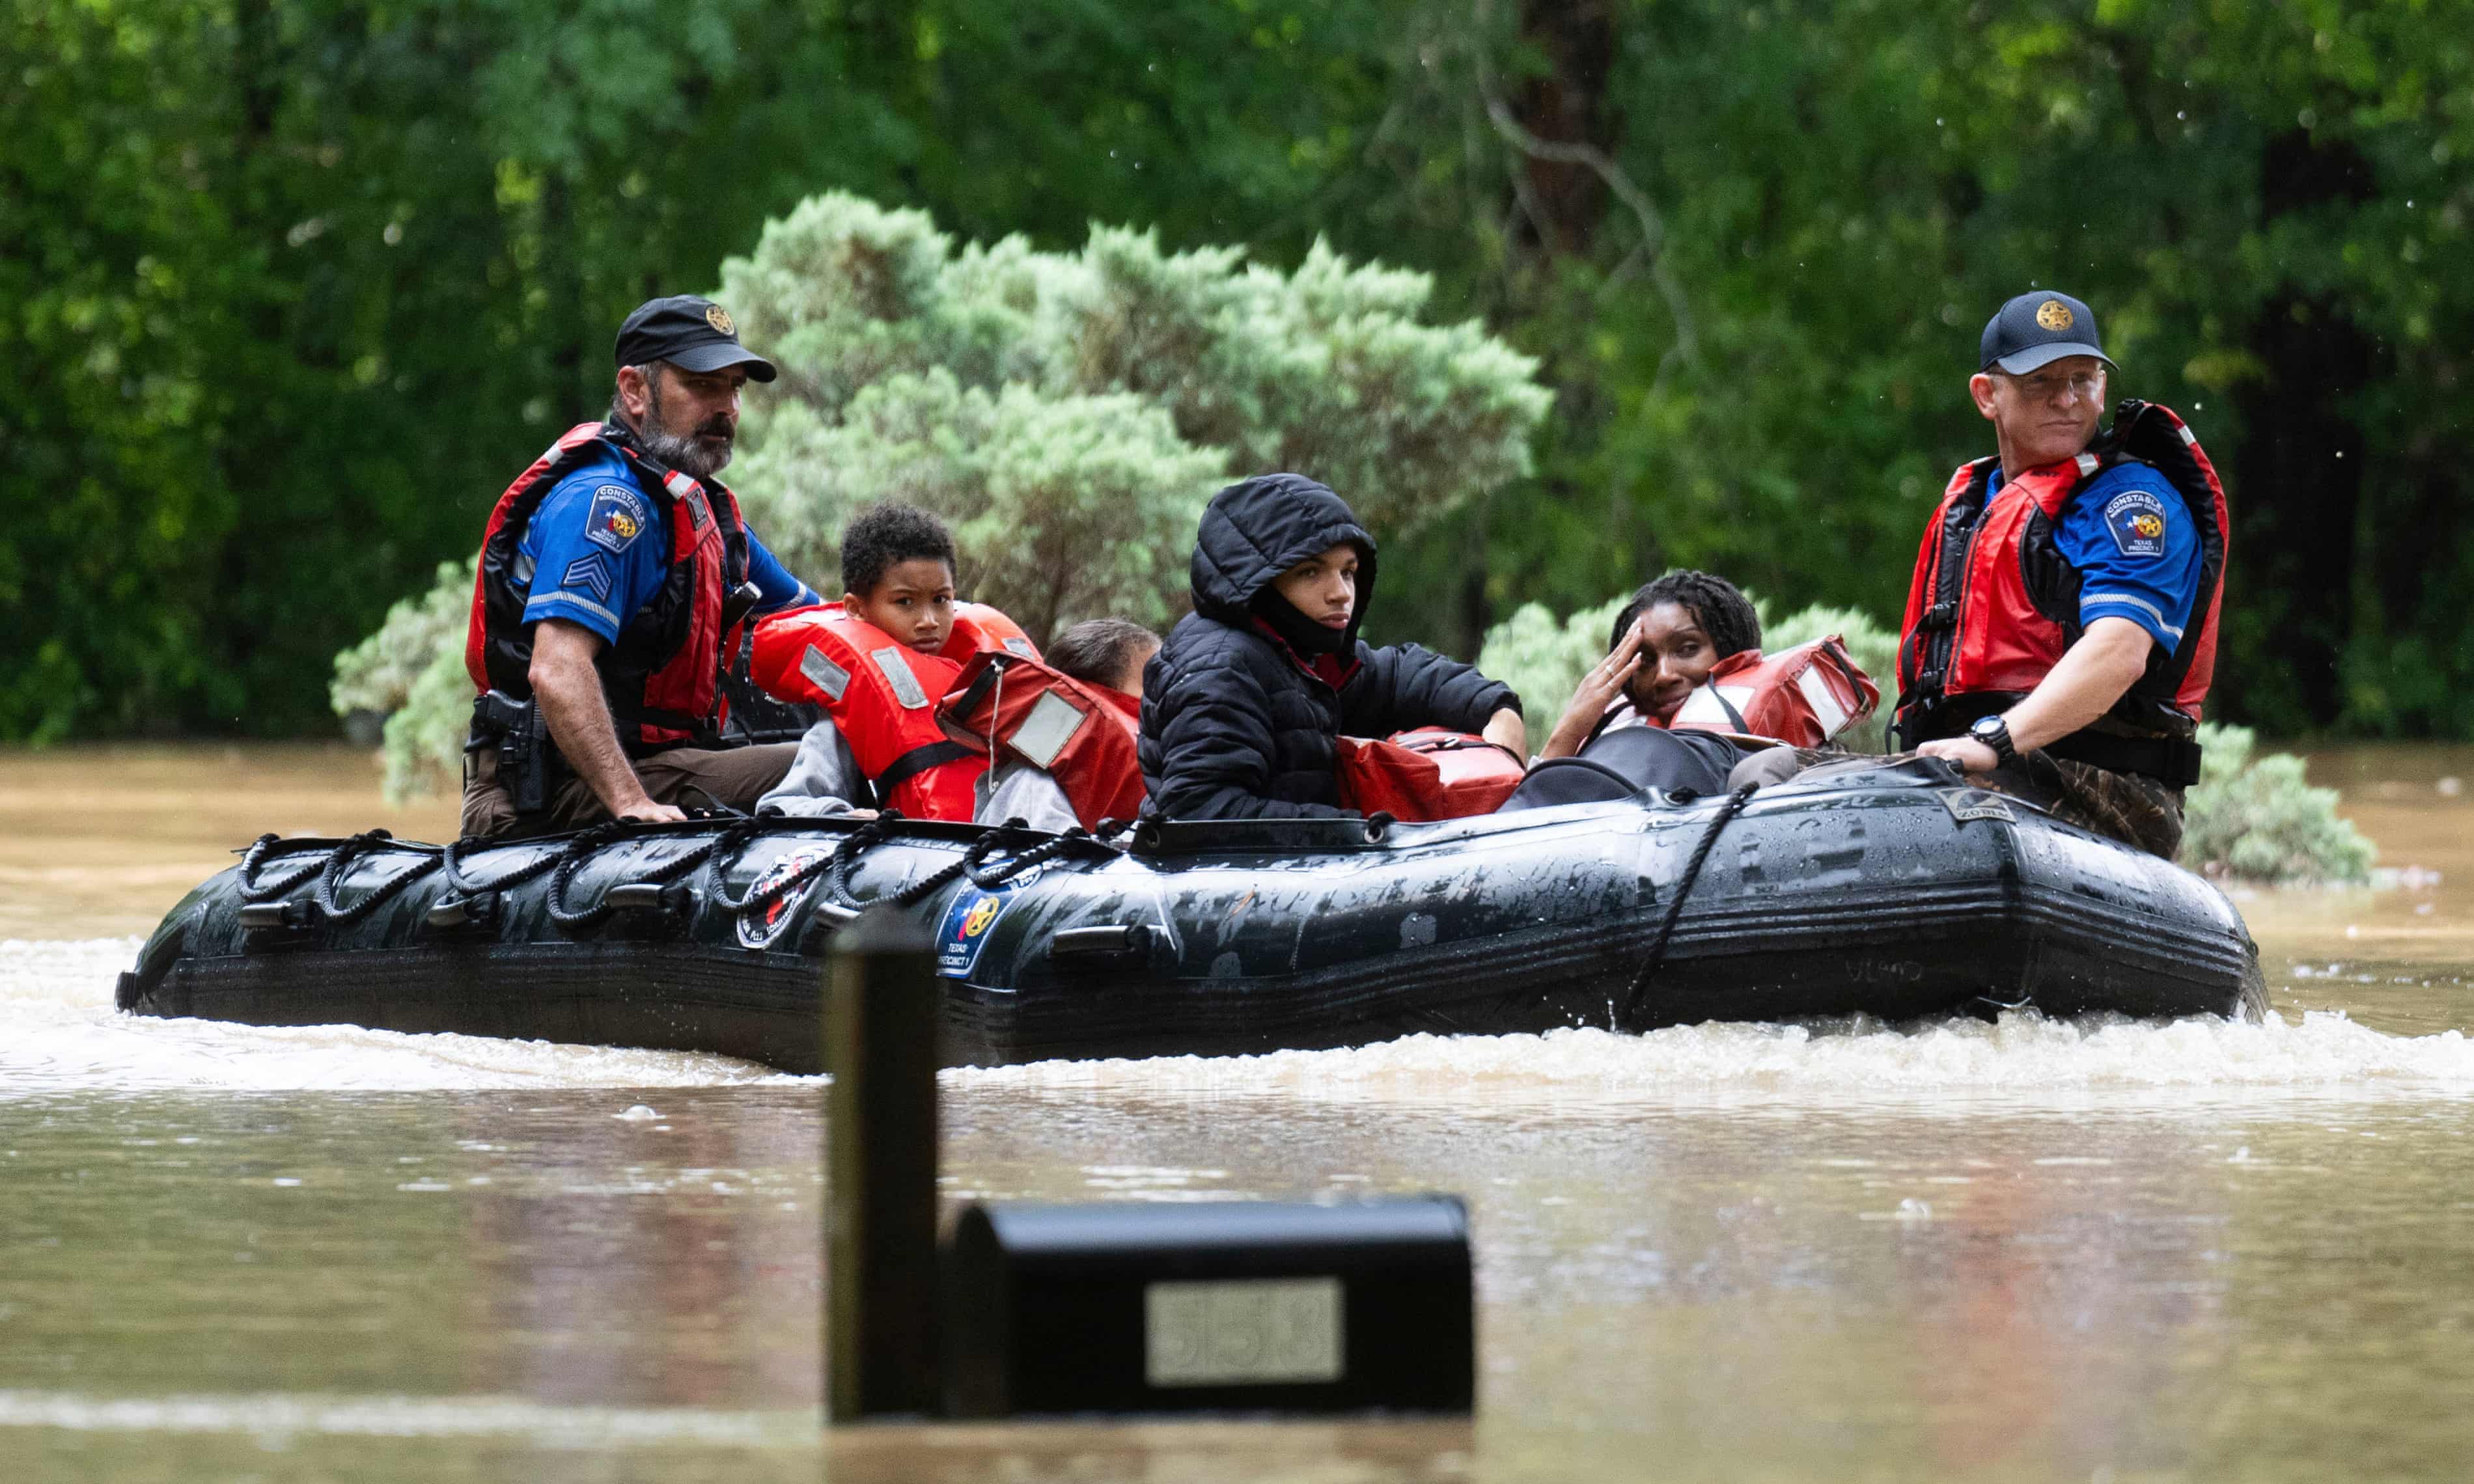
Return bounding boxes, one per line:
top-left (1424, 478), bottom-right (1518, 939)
top-left (936, 652), bottom-right (1147, 831)
top-left (464, 422), bottom-right (751, 753)
top-left (1664, 637), bottom-right (1880, 749)
top-left (1893, 400), bottom-right (2227, 784)
top-left (747, 601), bottom-right (1036, 820)
top-left (1335, 730), bottom-right (1527, 821)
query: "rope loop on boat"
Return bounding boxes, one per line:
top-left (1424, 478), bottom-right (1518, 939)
top-left (545, 823), bottom-right (725, 931)
top-left (1618, 784), bottom-right (1759, 1031)
top-left (959, 823), bottom-right (1089, 891)
top-left (820, 812), bottom-right (907, 912)
top-left (441, 832), bottom-right (567, 898)
top-left (313, 830), bottom-right (444, 926)
top-left (702, 815), bottom-right (868, 918)
top-left (238, 833), bottom-right (333, 903)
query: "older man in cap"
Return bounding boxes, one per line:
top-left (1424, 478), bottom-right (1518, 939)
top-left (459, 295), bottom-right (824, 837)
top-left (1888, 289), bottom-right (2231, 859)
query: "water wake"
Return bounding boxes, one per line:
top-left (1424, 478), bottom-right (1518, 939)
top-left (12, 937), bottom-right (2473, 1105)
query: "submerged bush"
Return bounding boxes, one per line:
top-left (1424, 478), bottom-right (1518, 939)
top-left (1477, 599), bottom-right (2376, 884)
top-left (2177, 724), bottom-right (2376, 885)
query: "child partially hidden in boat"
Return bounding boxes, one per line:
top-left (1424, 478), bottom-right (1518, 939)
top-left (1139, 473), bottom-right (1525, 820)
top-left (1510, 569), bottom-right (1878, 806)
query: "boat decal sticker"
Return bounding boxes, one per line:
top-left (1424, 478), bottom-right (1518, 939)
top-left (936, 869), bottom-right (1041, 980)
top-left (1938, 788), bottom-right (2018, 825)
top-left (736, 845), bottom-right (833, 950)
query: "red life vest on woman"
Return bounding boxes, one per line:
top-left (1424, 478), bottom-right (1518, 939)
top-left (1663, 637), bottom-right (1880, 749)
top-left (1335, 731), bottom-right (1527, 820)
top-left (747, 601), bottom-right (1037, 820)
top-left (936, 652), bottom-right (1148, 831)
top-left (1893, 400), bottom-right (2228, 782)
top-left (465, 422), bottom-right (749, 753)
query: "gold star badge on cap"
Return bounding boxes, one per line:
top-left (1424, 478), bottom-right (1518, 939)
top-left (2036, 299), bottom-right (2074, 331)
top-left (705, 303), bottom-right (735, 336)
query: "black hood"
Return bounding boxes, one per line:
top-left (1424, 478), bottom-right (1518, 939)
top-left (1189, 474), bottom-right (1378, 648)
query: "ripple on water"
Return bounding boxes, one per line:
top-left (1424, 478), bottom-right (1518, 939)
top-left (11, 937), bottom-right (2474, 1106)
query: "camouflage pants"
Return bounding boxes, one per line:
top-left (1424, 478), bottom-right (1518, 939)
top-left (1729, 744), bottom-right (2186, 860)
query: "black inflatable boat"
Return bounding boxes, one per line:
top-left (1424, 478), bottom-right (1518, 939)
top-left (117, 758), bottom-right (2263, 1071)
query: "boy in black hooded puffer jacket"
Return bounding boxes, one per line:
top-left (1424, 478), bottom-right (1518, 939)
top-left (1139, 473), bottom-right (1525, 820)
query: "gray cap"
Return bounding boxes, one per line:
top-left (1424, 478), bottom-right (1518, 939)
top-left (1979, 290), bottom-right (2111, 374)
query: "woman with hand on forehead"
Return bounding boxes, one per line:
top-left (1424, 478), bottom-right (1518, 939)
top-left (1537, 570), bottom-right (1764, 796)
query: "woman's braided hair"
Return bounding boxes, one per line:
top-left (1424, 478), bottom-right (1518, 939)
top-left (1609, 570), bottom-right (1761, 661)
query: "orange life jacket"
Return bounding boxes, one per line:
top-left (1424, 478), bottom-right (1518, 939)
top-left (748, 601), bottom-right (1037, 819)
top-left (1335, 730), bottom-right (1527, 821)
top-left (936, 652), bottom-right (1148, 831)
top-left (1663, 637), bottom-right (1880, 749)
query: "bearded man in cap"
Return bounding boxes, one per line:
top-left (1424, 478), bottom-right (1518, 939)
top-left (459, 295), bottom-right (824, 837)
top-left (1889, 290), bottom-right (2231, 859)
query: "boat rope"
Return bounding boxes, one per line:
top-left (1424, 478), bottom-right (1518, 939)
top-left (313, 830), bottom-right (445, 926)
top-left (958, 821), bottom-right (1092, 890)
top-left (238, 834), bottom-right (335, 903)
top-left (439, 832), bottom-right (568, 898)
top-left (706, 814), bottom-right (893, 919)
top-left (545, 824), bottom-right (727, 931)
top-left (1617, 783), bottom-right (1759, 1031)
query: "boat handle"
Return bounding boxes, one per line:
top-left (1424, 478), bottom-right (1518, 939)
top-left (1049, 924), bottom-right (1151, 961)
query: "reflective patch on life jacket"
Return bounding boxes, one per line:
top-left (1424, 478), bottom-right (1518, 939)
top-left (872, 646), bottom-right (931, 709)
top-left (799, 644), bottom-right (851, 702)
top-left (1003, 637), bottom-right (1038, 659)
top-left (1009, 689), bottom-right (1091, 771)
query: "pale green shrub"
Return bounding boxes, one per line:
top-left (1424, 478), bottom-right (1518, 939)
top-left (341, 193), bottom-right (1554, 797)
top-left (2177, 723), bottom-right (2376, 885)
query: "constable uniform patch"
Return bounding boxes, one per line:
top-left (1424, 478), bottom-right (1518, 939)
top-left (2102, 490), bottom-right (2171, 558)
top-left (561, 553), bottom-right (614, 603)
top-left (584, 485), bottom-right (648, 553)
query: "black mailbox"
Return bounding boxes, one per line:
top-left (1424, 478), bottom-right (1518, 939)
top-left (941, 1196), bottom-right (1473, 1418)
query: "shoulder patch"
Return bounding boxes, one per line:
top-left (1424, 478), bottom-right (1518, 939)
top-left (561, 553), bottom-right (614, 603)
top-left (2100, 489), bottom-right (2171, 558)
top-left (583, 484), bottom-right (649, 553)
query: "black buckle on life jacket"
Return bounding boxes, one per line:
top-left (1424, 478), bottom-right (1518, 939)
top-left (1917, 601), bottom-right (1958, 631)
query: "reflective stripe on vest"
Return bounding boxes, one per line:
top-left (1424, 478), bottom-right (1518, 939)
top-left (1665, 636), bottom-right (1880, 749)
top-left (748, 601), bottom-right (1035, 821)
top-left (936, 651), bottom-right (1147, 831)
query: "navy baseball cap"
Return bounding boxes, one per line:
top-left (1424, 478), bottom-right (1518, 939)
top-left (1979, 290), bottom-right (2111, 375)
top-left (614, 295), bottom-right (777, 382)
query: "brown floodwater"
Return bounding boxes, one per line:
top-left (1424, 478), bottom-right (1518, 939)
top-left (4, 741), bottom-right (2473, 1482)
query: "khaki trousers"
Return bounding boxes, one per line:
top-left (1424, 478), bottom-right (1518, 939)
top-left (460, 742), bottom-right (798, 839)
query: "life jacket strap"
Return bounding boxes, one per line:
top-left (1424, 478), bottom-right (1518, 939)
top-left (875, 739), bottom-right (976, 794)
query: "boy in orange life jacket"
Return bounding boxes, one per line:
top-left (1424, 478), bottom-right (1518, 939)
top-left (975, 618), bottom-right (1160, 832)
top-left (756, 504), bottom-right (960, 817)
top-left (1531, 570), bottom-right (1766, 798)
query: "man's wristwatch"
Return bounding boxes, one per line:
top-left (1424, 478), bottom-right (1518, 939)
top-left (1967, 713), bottom-right (2018, 767)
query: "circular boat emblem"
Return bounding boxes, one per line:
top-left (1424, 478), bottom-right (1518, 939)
top-left (736, 845), bottom-right (829, 950)
top-left (2036, 299), bottom-right (2074, 331)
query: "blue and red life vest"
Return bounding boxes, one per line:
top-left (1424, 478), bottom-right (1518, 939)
top-left (465, 422), bottom-right (750, 754)
top-left (1893, 399), bottom-right (2229, 784)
